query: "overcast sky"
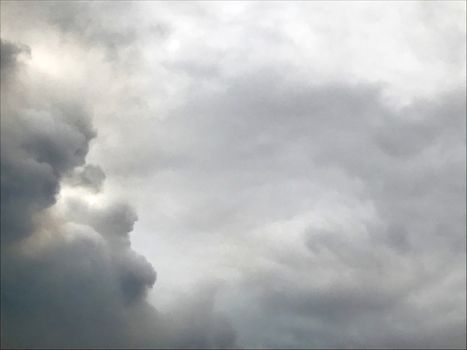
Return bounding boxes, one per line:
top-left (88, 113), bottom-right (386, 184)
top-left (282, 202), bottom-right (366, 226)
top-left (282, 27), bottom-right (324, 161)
top-left (1, 1), bottom-right (466, 349)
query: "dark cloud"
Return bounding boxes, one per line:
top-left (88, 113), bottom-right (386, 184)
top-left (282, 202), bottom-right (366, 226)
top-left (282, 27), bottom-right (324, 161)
top-left (68, 164), bottom-right (106, 192)
top-left (0, 39), bottom-right (236, 349)
top-left (1, 39), bottom-right (95, 244)
top-left (0, 40), bottom-right (30, 78)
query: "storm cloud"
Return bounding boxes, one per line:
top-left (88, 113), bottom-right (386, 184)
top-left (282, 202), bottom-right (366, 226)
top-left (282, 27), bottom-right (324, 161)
top-left (0, 37), bottom-right (235, 349)
top-left (1, 1), bottom-right (466, 349)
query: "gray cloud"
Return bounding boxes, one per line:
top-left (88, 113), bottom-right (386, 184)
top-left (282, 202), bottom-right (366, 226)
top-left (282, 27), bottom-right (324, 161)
top-left (0, 40), bottom-right (30, 79)
top-left (68, 164), bottom-right (106, 192)
top-left (0, 40), bottom-right (95, 244)
top-left (1, 1), bottom-right (465, 349)
top-left (131, 68), bottom-right (465, 348)
top-left (2, 1), bottom-right (169, 63)
top-left (0, 39), bottom-right (236, 349)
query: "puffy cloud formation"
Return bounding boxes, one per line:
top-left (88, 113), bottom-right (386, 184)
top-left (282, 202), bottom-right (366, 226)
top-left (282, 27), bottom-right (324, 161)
top-left (146, 74), bottom-right (465, 349)
top-left (1, 1), bottom-right (465, 349)
top-left (68, 164), bottom-right (106, 192)
top-left (0, 39), bottom-right (95, 244)
top-left (0, 39), bottom-right (235, 349)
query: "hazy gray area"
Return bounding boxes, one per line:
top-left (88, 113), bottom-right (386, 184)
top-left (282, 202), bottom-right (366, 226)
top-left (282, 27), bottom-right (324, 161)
top-left (1, 1), bottom-right (465, 348)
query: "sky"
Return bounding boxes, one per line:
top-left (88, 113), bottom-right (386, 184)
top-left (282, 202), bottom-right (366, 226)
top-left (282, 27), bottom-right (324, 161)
top-left (0, 1), bottom-right (466, 349)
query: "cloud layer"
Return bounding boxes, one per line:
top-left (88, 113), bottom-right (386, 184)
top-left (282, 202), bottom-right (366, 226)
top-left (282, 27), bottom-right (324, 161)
top-left (1, 1), bottom-right (465, 349)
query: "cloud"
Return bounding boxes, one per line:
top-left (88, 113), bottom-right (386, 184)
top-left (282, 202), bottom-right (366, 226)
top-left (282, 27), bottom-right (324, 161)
top-left (189, 74), bottom-right (464, 348)
top-left (0, 40), bottom-right (30, 78)
top-left (0, 39), bottom-right (236, 349)
top-left (68, 164), bottom-right (106, 192)
top-left (1, 1), bottom-right (465, 349)
top-left (0, 39), bottom-right (95, 244)
top-left (1, 1), bottom-right (169, 63)
top-left (128, 67), bottom-right (464, 348)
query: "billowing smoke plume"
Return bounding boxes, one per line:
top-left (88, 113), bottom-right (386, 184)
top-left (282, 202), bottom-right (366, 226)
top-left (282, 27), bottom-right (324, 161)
top-left (0, 39), bottom-right (236, 349)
